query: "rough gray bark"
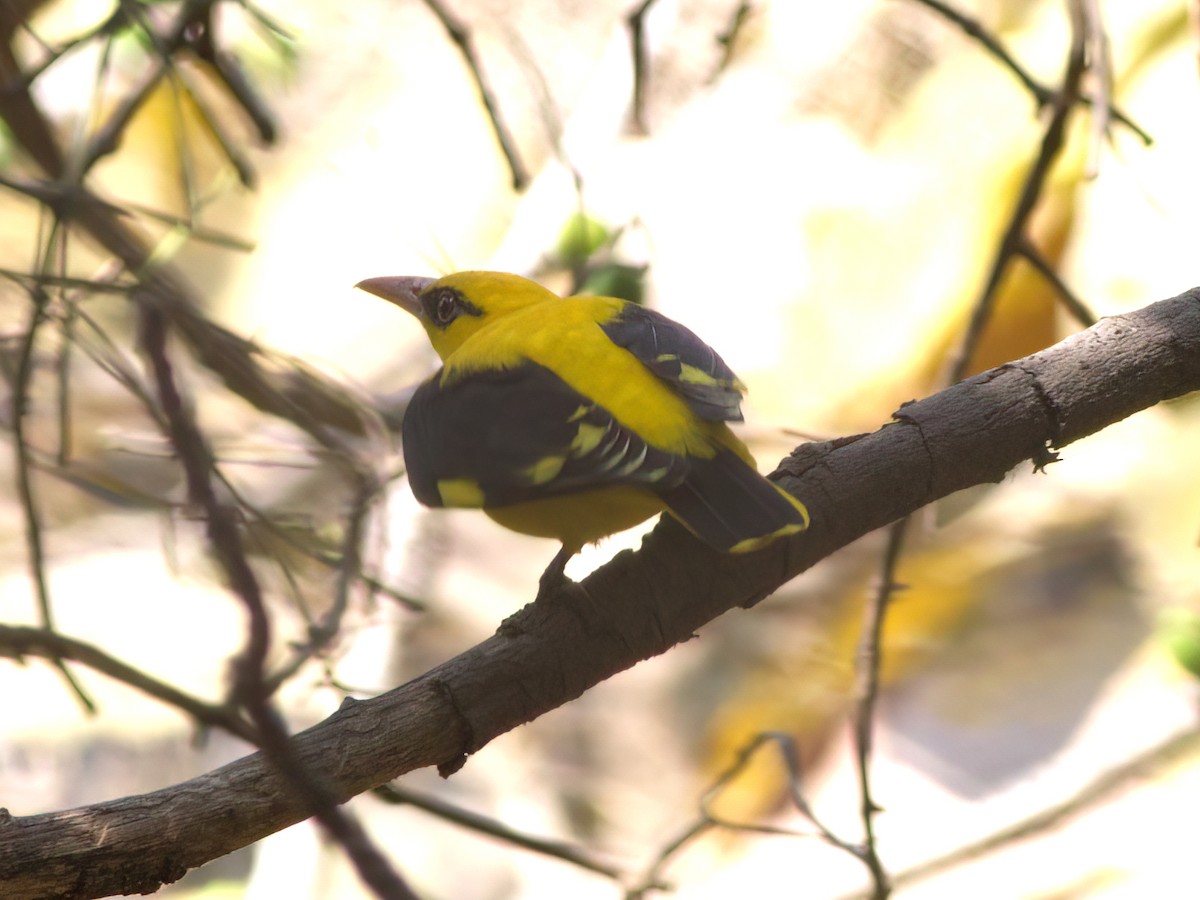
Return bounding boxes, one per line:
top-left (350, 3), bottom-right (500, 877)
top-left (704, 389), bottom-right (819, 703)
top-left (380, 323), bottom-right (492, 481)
top-left (2, 289), bottom-right (1198, 899)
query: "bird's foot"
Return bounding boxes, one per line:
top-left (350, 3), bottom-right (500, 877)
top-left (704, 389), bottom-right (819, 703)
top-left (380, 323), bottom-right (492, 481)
top-left (535, 546), bottom-right (575, 603)
top-left (535, 568), bottom-right (571, 603)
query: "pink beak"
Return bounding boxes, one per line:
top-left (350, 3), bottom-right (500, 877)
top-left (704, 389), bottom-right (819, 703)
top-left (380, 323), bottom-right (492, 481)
top-left (355, 276), bottom-right (436, 318)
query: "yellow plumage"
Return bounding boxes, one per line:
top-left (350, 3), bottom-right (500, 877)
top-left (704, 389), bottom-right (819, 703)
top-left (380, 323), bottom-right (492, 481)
top-left (357, 271), bottom-right (808, 597)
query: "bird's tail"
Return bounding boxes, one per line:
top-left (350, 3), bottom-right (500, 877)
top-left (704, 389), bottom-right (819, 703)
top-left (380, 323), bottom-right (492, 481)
top-left (658, 449), bottom-right (809, 553)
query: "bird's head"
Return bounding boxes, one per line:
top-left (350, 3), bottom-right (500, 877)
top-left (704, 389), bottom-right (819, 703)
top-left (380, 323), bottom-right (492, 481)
top-left (356, 270), bottom-right (559, 361)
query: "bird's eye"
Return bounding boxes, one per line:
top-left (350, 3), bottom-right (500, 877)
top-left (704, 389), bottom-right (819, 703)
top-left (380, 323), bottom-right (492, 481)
top-left (430, 289), bottom-right (459, 327)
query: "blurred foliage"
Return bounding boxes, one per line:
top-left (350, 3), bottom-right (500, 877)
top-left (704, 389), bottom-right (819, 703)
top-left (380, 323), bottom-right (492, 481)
top-left (555, 212), bottom-right (611, 266)
top-left (1160, 608), bottom-right (1200, 680)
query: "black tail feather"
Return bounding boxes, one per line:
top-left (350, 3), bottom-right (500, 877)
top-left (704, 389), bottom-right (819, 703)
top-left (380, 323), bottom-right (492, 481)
top-left (658, 450), bottom-right (807, 552)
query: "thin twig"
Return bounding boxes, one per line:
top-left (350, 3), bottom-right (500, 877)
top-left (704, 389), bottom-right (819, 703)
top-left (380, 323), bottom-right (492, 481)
top-left (78, 298), bottom-right (409, 631)
top-left (184, 1), bottom-right (278, 144)
top-left (52, 226), bottom-right (74, 466)
top-left (263, 474), bottom-right (395, 693)
top-left (710, 0), bottom-right (752, 82)
top-left (0, 624), bottom-right (258, 741)
top-left (1014, 237), bottom-right (1097, 327)
top-left (172, 63), bottom-right (259, 189)
top-left (78, 0), bottom-right (186, 175)
top-left (0, 173), bottom-right (129, 218)
top-left (851, 522), bottom-right (909, 899)
top-left (907, 0), bottom-right (1150, 145)
top-left (947, 0), bottom-right (1089, 383)
top-left (704, 733), bottom-right (857, 851)
top-left (0, 10), bottom-right (65, 174)
top-left (99, 0), bottom-right (258, 187)
top-left (626, 821), bottom-right (701, 899)
top-left (910, 0), bottom-right (1049, 99)
top-left (324, 475), bottom-right (377, 640)
top-left (122, 199), bottom-right (257, 250)
top-left (81, 58), bottom-right (168, 173)
top-left (851, 6), bottom-right (1095, 887)
top-left (376, 782), bottom-right (627, 882)
top-left (137, 301), bottom-right (418, 900)
top-left (10, 6), bottom-right (128, 86)
top-left (49, 261), bottom-right (128, 469)
top-left (626, 0), bottom-right (658, 135)
top-left (11, 232), bottom-right (96, 713)
top-left (72, 301), bottom-right (166, 422)
top-left (629, 732), bottom-right (868, 898)
top-left (165, 66), bottom-right (203, 222)
top-left (216, 474), bottom-right (426, 615)
top-left (419, 0), bottom-right (529, 190)
top-left (1, 77), bottom-right (376, 445)
top-left (0, 181), bottom-right (258, 253)
top-left (0, 268), bottom-right (132, 294)
top-left (54, 291), bottom-right (75, 465)
top-left (844, 726), bottom-right (1200, 897)
top-left (233, 0), bottom-right (295, 43)
top-left (1080, 0), bottom-right (1113, 177)
top-left (40, 0), bottom-right (272, 203)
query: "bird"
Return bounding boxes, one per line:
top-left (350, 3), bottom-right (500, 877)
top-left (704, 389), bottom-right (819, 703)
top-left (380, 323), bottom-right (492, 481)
top-left (356, 270), bottom-right (808, 599)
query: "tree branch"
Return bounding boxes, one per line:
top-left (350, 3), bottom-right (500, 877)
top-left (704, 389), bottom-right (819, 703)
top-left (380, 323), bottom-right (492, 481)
top-left (2, 289), bottom-right (1198, 898)
top-left (947, 0), bottom-right (1088, 382)
top-left (872, 725), bottom-right (1200, 897)
top-left (0, 625), bottom-right (257, 741)
top-left (419, 0), bottom-right (529, 191)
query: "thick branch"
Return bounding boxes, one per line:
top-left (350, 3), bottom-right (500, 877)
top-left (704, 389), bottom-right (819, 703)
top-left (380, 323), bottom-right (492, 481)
top-left (2, 290), bottom-right (1199, 899)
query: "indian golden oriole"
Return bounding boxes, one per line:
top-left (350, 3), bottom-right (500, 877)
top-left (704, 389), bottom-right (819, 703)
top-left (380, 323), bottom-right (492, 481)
top-left (356, 271), bottom-right (808, 598)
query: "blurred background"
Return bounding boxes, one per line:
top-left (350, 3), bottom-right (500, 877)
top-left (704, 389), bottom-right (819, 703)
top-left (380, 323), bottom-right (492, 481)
top-left (2, 0), bottom-right (1199, 897)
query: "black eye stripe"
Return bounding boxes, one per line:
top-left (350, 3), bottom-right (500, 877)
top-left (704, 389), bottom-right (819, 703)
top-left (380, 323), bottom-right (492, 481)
top-left (420, 288), bottom-right (458, 327)
top-left (420, 287), bottom-right (483, 328)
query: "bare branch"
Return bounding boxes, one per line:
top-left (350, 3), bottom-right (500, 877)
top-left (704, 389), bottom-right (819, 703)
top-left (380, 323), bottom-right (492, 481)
top-left (871, 726), bottom-right (1200, 896)
top-left (908, 0), bottom-right (1150, 144)
top-left (262, 474), bottom-right (396, 693)
top-left (419, 0), bottom-right (529, 191)
top-left (850, 7), bottom-right (1106, 885)
top-left (10, 256), bottom-right (96, 713)
top-left (137, 302), bottom-right (417, 899)
top-left (375, 783), bottom-right (627, 882)
top-left (1079, 0), bottom-right (1114, 176)
top-left (0, 624), bottom-right (258, 741)
top-left (947, 0), bottom-right (1088, 382)
top-left (1, 17), bottom-right (373, 447)
top-left (631, 731), bottom-right (895, 897)
top-left (625, 0), bottom-right (658, 135)
top-left (710, 1), bottom-right (753, 82)
top-left (1015, 237), bottom-right (1097, 328)
top-left (851, 522), bottom-right (908, 898)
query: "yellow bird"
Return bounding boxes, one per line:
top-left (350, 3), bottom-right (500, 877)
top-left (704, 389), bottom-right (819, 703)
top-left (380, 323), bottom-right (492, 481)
top-left (356, 271), bottom-right (808, 598)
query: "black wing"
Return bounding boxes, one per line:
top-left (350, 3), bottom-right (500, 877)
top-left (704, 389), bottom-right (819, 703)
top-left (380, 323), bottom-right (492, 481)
top-left (599, 304), bottom-right (745, 422)
top-left (402, 363), bottom-right (688, 509)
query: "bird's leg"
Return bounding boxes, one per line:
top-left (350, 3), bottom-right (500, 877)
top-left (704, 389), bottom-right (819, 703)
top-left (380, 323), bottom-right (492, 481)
top-left (535, 545), bottom-right (575, 602)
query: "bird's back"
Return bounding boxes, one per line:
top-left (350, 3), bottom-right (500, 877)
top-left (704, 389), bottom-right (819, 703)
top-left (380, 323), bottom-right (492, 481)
top-left (442, 295), bottom-right (727, 459)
